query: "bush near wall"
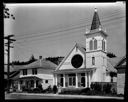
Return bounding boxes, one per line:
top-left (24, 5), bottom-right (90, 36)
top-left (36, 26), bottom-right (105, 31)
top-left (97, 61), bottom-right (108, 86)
top-left (59, 88), bottom-right (83, 95)
top-left (59, 82), bottom-right (117, 96)
top-left (90, 82), bottom-right (117, 95)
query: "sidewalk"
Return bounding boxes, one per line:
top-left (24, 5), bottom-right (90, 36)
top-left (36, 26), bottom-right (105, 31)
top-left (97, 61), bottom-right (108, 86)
top-left (9, 92), bottom-right (124, 99)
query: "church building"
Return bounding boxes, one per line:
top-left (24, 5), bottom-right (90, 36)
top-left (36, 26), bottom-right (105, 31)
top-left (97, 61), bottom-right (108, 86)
top-left (53, 8), bottom-right (117, 88)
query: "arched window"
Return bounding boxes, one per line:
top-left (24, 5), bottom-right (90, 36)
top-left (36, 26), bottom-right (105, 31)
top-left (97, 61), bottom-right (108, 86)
top-left (104, 41), bottom-right (105, 51)
top-left (94, 39), bottom-right (97, 50)
top-left (102, 40), bottom-right (105, 51)
top-left (92, 57), bottom-right (95, 65)
top-left (89, 40), bottom-right (93, 50)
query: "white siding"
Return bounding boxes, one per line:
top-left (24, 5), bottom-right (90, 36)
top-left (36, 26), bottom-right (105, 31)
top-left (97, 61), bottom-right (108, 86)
top-left (59, 46), bottom-right (86, 70)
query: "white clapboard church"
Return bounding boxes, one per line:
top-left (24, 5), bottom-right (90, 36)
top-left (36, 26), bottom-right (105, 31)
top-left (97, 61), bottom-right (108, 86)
top-left (53, 8), bottom-right (117, 88)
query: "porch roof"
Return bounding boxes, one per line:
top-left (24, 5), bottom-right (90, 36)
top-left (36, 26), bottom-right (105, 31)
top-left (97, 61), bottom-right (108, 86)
top-left (17, 76), bottom-right (42, 81)
top-left (53, 68), bottom-right (96, 74)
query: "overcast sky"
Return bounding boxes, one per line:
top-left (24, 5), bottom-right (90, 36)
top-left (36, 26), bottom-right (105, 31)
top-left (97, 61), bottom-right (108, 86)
top-left (4, 2), bottom-right (126, 62)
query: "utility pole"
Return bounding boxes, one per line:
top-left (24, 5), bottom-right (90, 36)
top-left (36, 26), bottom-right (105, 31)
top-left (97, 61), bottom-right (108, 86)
top-left (4, 35), bottom-right (16, 93)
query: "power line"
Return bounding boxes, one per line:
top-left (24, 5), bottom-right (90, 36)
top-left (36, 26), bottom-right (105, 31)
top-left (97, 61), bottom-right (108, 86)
top-left (14, 9), bottom-right (125, 38)
top-left (15, 15), bottom-right (125, 42)
top-left (15, 19), bottom-right (125, 47)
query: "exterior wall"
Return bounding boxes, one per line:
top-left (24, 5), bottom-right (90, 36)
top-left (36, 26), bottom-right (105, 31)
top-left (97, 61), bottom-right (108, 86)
top-left (19, 68), bottom-right (54, 88)
top-left (117, 73), bottom-right (125, 95)
top-left (86, 51), bottom-right (107, 82)
top-left (85, 32), bottom-right (108, 83)
top-left (59, 47), bottom-right (86, 70)
top-left (86, 35), bottom-right (107, 52)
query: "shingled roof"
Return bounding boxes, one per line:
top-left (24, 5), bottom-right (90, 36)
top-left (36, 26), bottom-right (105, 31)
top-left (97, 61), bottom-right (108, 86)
top-left (106, 57), bottom-right (124, 73)
top-left (13, 59), bottom-right (57, 71)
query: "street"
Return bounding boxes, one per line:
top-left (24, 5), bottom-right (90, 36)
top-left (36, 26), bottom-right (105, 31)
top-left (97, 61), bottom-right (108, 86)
top-left (5, 92), bottom-right (124, 100)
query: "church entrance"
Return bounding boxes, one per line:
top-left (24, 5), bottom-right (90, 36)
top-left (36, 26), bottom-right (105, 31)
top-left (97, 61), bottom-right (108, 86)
top-left (68, 74), bottom-right (76, 87)
top-left (80, 73), bottom-right (86, 87)
top-left (81, 77), bottom-right (85, 87)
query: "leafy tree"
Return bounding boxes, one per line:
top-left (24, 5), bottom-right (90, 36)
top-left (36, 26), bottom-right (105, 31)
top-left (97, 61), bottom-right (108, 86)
top-left (12, 54), bottom-right (37, 65)
top-left (45, 56), bottom-right (64, 65)
top-left (107, 52), bottom-right (116, 58)
top-left (3, 4), bottom-right (15, 20)
top-left (28, 54), bottom-right (37, 64)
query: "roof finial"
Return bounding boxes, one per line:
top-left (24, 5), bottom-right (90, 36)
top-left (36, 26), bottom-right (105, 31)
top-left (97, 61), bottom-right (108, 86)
top-left (90, 8), bottom-right (101, 30)
top-left (95, 8), bottom-right (97, 12)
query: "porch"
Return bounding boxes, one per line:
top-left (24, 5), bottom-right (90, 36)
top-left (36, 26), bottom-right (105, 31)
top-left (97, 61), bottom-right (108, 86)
top-left (15, 76), bottom-right (42, 91)
top-left (54, 68), bottom-right (96, 88)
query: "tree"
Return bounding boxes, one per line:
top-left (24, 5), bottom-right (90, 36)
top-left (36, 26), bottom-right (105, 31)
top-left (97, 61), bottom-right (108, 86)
top-left (3, 4), bottom-right (15, 20)
top-left (45, 56), bottom-right (64, 65)
top-left (28, 54), bottom-right (37, 63)
top-left (107, 52), bottom-right (116, 58)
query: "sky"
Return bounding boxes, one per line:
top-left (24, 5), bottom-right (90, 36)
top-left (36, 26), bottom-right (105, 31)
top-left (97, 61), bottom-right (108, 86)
top-left (4, 2), bottom-right (126, 63)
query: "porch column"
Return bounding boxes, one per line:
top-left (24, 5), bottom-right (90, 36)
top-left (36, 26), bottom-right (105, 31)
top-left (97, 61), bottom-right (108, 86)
top-left (85, 72), bottom-right (87, 88)
top-left (87, 72), bottom-right (89, 87)
top-left (18, 81), bottom-right (20, 91)
top-left (76, 73), bottom-right (78, 88)
top-left (55, 74), bottom-right (57, 86)
top-left (63, 74), bottom-right (65, 88)
top-left (34, 80), bottom-right (36, 88)
top-left (89, 72), bottom-right (91, 87)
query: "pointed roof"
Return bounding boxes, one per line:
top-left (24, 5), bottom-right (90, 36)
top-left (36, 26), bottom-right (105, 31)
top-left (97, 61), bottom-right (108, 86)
top-left (55, 43), bottom-right (86, 71)
top-left (90, 8), bottom-right (101, 30)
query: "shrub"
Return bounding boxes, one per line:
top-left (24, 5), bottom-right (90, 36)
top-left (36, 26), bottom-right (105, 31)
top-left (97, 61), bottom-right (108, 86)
top-left (53, 85), bottom-right (58, 94)
top-left (80, 88), bottom-right (93, 95)
top-left (44, 85), bottom-right (53, 93)
top-left (91, 82), bottom-right (102, 92)
top-left (60, 88), bottom-right (83, 95)
top-left (103, 83), bottom-right (112, 94)
top-left (33, 87), bottom-right (41, 93)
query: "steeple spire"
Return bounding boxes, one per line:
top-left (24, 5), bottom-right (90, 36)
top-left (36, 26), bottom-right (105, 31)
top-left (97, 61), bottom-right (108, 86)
top-left (90, 8), bottom-right (101, 30)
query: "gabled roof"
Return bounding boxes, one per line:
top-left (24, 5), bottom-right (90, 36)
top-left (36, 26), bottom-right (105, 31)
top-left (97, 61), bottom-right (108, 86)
top-left (107, 60), bottom-right (117, 73)
top-left (108, 57), bottom-right (123, 67)
top-left (14, 59), bottom-right (57, 71)
top-left (55, 43), bottom-right (86, 71)
top-left (106, 56), bottom-right (125, 73)
top-left (115, 56), bottom-right (126, 67)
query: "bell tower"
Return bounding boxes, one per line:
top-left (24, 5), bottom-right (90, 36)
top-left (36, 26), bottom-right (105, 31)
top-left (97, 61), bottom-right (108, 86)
top-left (85, 8), bottom-right (108, 82)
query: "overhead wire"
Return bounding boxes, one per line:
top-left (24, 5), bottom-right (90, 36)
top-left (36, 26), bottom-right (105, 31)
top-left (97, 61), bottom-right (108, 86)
top-left (14, 9), bottom-right (125, 39)
top-left (15, 15), bottom-right (125, 43)
top-left (15, 19), bottom-right (125, 47)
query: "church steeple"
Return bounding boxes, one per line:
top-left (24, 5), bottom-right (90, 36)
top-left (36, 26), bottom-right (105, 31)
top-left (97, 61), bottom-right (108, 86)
top-left (90, 8), bottom-right (101, 30)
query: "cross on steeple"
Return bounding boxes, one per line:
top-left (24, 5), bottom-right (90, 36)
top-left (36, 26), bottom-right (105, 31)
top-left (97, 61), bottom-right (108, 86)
top-left (90, 8), bottom-right (102, 30)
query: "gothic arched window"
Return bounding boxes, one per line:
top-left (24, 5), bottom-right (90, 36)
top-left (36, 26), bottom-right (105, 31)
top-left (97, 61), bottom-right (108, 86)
top-left (104, 41), bottom-right (105, 51)
top-left (92, 57), bottom-right (95, 65)
top-left (89, 40), bottom-right (93, 50)
top-left (94, 39), bottom-right (97, 50)
top-left (102, 40), bottom-right (105, 51)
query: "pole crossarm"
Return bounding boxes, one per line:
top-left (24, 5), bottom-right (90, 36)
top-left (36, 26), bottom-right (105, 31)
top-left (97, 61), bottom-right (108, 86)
top-left (4, 34), bottom-right (16, 93)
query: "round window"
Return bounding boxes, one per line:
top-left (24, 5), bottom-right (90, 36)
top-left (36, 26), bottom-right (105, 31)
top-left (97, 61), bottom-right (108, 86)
top-left (71, 54), bottom-right (83, 68)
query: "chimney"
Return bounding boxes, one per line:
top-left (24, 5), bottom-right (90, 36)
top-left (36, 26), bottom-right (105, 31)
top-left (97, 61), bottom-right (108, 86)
top-left (39, 56), bottom-right (42, 67)
top-left (39, 56), bottom-right (42, 59)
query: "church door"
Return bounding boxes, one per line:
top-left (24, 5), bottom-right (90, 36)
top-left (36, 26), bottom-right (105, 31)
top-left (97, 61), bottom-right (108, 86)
top-left (81, 77), bottom-right (85, 87)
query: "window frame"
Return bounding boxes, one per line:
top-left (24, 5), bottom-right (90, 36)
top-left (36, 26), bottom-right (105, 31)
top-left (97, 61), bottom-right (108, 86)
top-left (32, 68), bottom-right (37, 75)
top-left (94, 39), bottom-right (97, 50)
top-left (89, 40), bottom-right (93, 50)
top-left (45, 80), bottom-right (48, 83)
top-left (92, 57), bottom-right (95, 65)
top-left (23, 69), bottom-right (27, 75)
